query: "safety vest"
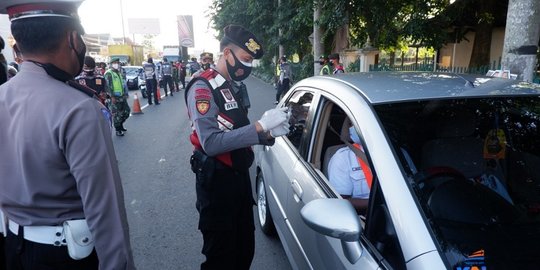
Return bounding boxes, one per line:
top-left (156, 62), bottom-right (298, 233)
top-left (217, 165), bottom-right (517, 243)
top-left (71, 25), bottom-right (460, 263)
top-left (353, 143), bottom-right (373, 189)
top-left (105, 69), bottom-right (123, 96)
top-left (320, 64), bottom-right (330, 75)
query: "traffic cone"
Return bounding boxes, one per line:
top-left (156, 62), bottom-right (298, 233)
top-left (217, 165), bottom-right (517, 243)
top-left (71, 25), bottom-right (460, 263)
top-left (156, 87), bottom-right (161, 102)
top-left (132, 93), bottom-right (143, 115)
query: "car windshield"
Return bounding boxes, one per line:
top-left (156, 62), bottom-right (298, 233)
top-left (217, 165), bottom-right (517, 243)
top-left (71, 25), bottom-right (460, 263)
top-left (374, 96), bottom-right (540, 269)
top-left (124, 68), bottom-right (140, 76)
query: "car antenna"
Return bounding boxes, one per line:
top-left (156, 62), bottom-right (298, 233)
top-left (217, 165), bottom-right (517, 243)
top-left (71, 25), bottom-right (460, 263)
top-left (453, 73), bottom-right (475, 88)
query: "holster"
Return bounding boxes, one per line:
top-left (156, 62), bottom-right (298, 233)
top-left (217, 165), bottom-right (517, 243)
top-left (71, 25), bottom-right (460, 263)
top-left (190, 150), bottom-right (216, 187)
top-left (63, 219), bottom-right (94, 260)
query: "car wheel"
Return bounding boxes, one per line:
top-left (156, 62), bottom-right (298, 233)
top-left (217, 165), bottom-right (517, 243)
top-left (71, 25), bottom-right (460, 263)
top-left (257, 172), bottom-right (276, 236)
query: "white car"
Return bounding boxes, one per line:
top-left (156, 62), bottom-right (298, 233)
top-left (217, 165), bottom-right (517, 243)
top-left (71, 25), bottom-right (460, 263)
top-left (255, 72), bottom-right (540, 269)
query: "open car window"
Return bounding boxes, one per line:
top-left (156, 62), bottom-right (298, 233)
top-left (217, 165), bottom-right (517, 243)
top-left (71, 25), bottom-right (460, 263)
top-left (375, 96), bottom-right (540, 269)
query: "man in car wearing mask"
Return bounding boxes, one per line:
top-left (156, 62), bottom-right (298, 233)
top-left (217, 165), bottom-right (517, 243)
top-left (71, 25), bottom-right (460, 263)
top-left (185, 24), bottom-right (290, 269)
top-left (105, 57), bottom-right (131, 136)
top-left (328, 122), bottom-right (372, 214)
top-left (0, 1), bottom-right (135, 269)
top-left (192, 52), bottom-right (214, 78)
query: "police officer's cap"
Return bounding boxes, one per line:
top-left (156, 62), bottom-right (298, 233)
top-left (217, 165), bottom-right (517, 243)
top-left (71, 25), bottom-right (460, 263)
top-left (110, 57), bottom-right (120, 63)
top-left (0, 0), bottom-right (85, 32)
top-left (319, 55), bottom-right (329, 61)
top-left (200, 52), bottom-right (213, 60)
top-left (221, 25), bottom-right (263, 59)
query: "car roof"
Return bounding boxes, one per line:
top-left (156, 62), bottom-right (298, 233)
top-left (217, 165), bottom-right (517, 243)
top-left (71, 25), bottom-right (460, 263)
top-left (123, 66), bottom-right (142, 69)
top-left (298, 72), bottom-right (540, 104)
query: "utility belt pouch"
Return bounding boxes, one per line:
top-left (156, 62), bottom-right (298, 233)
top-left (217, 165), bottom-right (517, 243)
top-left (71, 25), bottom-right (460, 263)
top-left (191, 150), bottom-right (216, 186)
top-left (63, 219), bottom-right (94, 260)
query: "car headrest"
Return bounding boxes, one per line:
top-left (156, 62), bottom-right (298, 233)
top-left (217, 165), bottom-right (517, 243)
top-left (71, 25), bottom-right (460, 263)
top-left (436, 111), bottom-right (477, 138)
top-left (341, 117), bottom-right (351, 143)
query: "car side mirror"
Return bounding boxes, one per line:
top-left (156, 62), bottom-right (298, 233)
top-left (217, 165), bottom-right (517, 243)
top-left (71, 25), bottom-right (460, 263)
top-left (301, 199), bottom-right (363, 264)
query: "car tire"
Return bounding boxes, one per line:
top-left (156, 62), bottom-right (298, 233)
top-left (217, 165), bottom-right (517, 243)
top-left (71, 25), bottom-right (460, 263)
top-left (256, 172), bottom-right (276, 236)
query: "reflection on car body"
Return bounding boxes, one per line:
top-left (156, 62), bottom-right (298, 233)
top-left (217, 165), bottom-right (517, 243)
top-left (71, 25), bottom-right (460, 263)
top-left (255, 72), bottom-right (540, 270)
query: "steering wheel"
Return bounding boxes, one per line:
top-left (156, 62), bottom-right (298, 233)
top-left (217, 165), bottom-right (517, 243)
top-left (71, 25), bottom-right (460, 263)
top-left (414, 166), bottom-right (468, 202)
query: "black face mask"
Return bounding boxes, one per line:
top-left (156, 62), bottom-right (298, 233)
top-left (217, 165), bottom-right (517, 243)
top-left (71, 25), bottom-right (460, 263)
top-left (226, 50), bottom-right (252, 82)
top-left (328, 61), bottom-right (334, 67)
top-left (202, 63), bottom-right (210, 70)
top-left (69, 33), bottom-right (86, 76)
top-left (319, 61), bottom-right (324, 65)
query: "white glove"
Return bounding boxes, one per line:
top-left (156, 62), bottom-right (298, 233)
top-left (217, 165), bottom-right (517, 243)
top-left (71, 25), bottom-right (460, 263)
top-left (270, 121), bottom-right (290, 138)
top-left (258, 107), bottom-right (288, 132)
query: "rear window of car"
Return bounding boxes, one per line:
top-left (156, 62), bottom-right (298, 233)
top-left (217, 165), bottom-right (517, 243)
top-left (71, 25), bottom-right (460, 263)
top-left (374, 96), bottom-right (540, 269)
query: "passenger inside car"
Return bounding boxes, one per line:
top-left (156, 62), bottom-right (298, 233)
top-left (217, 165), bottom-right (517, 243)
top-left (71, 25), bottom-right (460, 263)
top-left (327, 118), bottom-right (371, 214)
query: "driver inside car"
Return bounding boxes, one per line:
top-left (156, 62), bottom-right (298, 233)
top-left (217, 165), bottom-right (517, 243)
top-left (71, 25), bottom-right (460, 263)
top-left (328, 124), bottom-right (371, 214)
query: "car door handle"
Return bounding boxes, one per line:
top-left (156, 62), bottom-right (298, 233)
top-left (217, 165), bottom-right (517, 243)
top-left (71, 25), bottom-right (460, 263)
top-left (290, 179), bottom-right (303, 199)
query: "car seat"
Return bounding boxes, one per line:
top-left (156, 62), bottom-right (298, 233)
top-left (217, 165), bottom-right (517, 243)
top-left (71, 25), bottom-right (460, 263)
top-left (421, 111), bottom-right (484, 178)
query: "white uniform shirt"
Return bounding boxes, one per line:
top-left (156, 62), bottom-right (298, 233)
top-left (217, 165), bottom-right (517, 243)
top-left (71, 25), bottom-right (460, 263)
top-left (328, 147), bottom-right (370, 199)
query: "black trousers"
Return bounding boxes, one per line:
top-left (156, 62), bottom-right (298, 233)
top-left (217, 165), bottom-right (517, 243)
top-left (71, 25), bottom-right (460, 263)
top-left (0, 236), bottom-right (6, 270)
top-left (146, 79), bottom-right (159, 104)
top-left (162, 75), bottom-right (174, 96)
top-left (276, 78), bottom-right (290, 102)
top-left (5, 229), bottom-right (98, 270)
top-left (196, 168), bottom-right (255, 270)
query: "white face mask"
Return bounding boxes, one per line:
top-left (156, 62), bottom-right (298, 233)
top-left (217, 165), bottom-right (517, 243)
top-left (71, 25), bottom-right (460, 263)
top-left (112, 63), bottom-right (120, 70)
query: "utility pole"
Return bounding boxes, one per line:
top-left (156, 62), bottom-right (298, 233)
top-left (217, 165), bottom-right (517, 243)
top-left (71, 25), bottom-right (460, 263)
top-left (501, 0), bottom-right (540, 82)
top-left (120, 0), bottom-right (126, 44)
top-left (278, 0), bottom-right (284, 58)
top-left (313, 1), bottom-right (323, 76)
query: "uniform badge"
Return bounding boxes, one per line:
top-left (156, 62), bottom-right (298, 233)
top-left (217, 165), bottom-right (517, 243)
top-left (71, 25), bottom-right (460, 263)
top-left (220, 89), bottom-right (238, 111)
top-left (196, 100), bottom-right (210, 115)
top-left (78, 79), bottom-right (86, 85)
top-left (245, 38), bottom-right (261, 54)
top-left (96, 78), bottom-right (102, 85)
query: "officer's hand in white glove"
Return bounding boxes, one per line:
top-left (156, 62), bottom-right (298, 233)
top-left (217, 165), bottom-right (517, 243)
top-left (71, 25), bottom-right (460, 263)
top-left (258, 107), bottom-right (288, 132)
top-left (270, 121), bottom-right (290, 138)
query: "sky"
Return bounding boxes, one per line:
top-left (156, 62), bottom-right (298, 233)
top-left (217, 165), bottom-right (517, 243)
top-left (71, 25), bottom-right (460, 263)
top-left (78, 0), bottom-right (220, 55)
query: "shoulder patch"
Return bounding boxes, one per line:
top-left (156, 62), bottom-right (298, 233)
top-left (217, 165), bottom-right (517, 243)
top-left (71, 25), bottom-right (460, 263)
top-left (196, 100), bottom-right (210, 115)
top-left (195, 88), bottom-right (212, 100)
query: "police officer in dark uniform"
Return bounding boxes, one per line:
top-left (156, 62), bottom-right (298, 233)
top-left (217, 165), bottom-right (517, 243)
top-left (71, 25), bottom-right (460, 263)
top-left (75, 56), bottom-right (108, 105)
top-left (185, 25), bottom-right (290, 269)
top-left (143, 57), bottom-right (159, 105)
top-left (0, 1), bottom-right (136, 269)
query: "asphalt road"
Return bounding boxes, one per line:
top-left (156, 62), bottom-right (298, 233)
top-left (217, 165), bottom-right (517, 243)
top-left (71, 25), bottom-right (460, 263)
top-left (115, 76), bottom-right (291, 270)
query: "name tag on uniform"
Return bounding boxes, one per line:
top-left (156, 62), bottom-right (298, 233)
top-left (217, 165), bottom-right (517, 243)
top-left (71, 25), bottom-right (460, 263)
top-left (221, 89), bottom-right (238, 111)
top-left (78, 79), bottom-right (86, 85)
top-left (96, 79), bottom-right (102, 85)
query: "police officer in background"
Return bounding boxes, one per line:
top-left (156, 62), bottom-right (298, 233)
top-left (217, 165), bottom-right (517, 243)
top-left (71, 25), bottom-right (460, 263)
top-left (192, 52), bottom-right (214, 78)
top-left (105, 57), bottom-right (131, 136)
top-left (319, 55), bottom-right (331, 75)
top-left (186, 24), bottom-right (290, 270)
top-left (143, 57), bottom-right (159, 105)
top-left (160, 57), bottom-right (174, 96)
top-left (76, 56), bottom-right (108, 105)
top-left (0, 1), bottom-right (135, 269)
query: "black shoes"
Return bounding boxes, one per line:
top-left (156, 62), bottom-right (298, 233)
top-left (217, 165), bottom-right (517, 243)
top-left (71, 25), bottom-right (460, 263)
top-left (120, 125), bottom-right (127, 132)
top-left (116, 130), bottom-right (124, 136)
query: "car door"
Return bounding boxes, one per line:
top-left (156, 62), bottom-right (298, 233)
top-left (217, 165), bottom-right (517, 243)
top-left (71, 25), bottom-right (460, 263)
top-left (284, 90), bottom-right (382, 270)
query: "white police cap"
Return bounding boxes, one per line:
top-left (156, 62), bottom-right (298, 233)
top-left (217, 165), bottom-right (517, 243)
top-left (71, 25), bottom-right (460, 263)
top-left (0, 0), bottom-right (84, 22)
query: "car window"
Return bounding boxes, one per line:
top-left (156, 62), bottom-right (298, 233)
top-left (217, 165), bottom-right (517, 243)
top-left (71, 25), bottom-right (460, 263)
top-left (375, 96), bottom-right (540, 269)
top-left (285, 90), bottom-right (314, 151)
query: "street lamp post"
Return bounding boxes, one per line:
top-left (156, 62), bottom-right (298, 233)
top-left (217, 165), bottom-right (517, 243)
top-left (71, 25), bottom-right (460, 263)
top-left (120, 0), bottom-right (126, 44)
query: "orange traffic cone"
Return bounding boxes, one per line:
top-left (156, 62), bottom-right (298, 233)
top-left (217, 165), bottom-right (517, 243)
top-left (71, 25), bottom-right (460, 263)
top-left (131, 93), bottom-right (143, 114)
top-left (156, 87), bottom-right (161, 102)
